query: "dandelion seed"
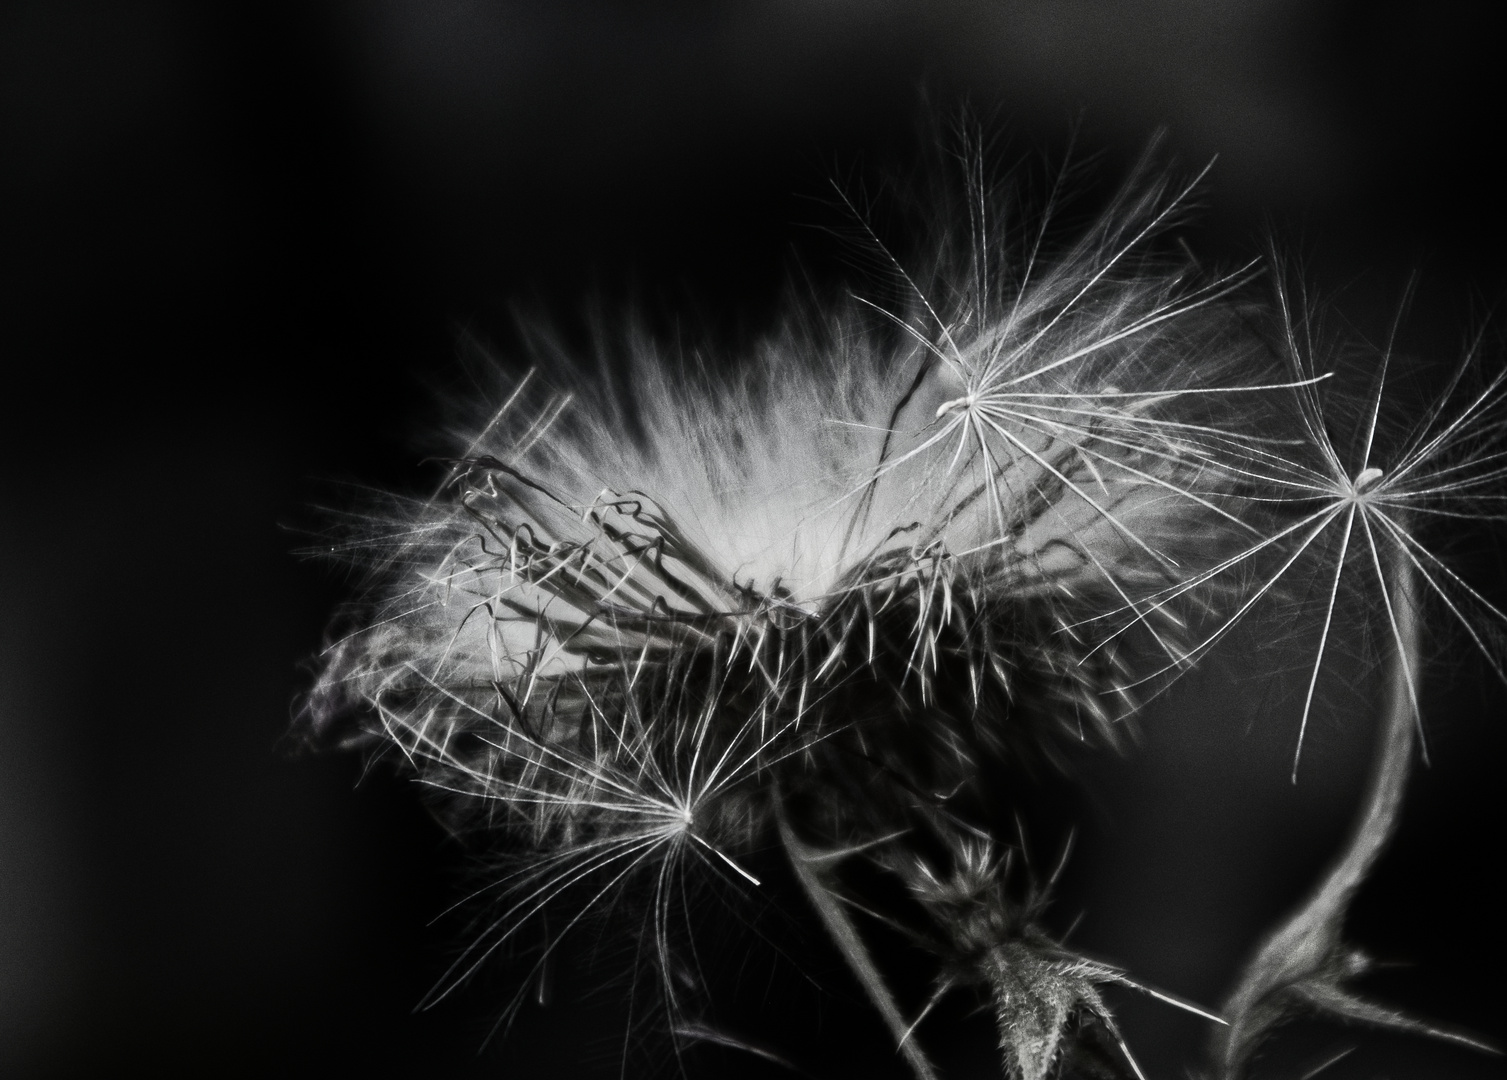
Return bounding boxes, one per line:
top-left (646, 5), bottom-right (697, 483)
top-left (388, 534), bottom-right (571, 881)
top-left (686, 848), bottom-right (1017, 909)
top-left (1105, 275), bottom-right (1507, 777)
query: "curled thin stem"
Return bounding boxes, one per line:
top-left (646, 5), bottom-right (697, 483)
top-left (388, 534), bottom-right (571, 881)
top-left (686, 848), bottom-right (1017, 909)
top-left (1213, 527), bottom-right (1495, 1075)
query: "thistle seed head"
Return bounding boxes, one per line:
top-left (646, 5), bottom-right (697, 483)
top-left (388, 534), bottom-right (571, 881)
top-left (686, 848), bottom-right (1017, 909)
top-left (298, 129), bottom-right (1506, 1074)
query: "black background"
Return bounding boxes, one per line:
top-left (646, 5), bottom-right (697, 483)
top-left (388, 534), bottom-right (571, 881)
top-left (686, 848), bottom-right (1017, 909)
top-left (3, 2), bottom-right (1505, 1077)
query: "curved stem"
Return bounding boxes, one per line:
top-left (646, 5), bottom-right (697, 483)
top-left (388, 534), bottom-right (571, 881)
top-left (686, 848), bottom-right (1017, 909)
top-left (1213, 538), bottom-right (1419, 1077)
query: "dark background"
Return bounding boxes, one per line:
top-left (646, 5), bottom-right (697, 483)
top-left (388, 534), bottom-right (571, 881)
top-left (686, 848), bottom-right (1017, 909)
top-left (2, 2), bottom-right (1505, 1077)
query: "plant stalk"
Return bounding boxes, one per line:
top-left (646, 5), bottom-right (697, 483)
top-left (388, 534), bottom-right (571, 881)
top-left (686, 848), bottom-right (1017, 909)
top-left (1212, 539), bottom-right (1420, 1076)
top-left (776, 803), bottom-right (942, 1080)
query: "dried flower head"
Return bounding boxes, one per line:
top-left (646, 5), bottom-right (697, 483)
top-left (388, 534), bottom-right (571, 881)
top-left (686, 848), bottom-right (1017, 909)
top-left (301, 128), bottom-right (1503, 1077)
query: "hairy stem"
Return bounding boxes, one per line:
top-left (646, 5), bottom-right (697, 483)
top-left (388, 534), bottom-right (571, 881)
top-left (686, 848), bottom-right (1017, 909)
top-left (1213, 538), bottom-right (1420, 1077)
top-left (775, 804), bottom-right (941, 1080)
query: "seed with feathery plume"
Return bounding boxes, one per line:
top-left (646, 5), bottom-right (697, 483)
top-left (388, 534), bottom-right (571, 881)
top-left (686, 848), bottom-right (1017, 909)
top-left (1095, 273), bottom-right (1507, 779)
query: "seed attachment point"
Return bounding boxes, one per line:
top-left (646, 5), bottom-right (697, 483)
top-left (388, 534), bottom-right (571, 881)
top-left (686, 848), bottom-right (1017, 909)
top-left (936, 394), bottom-right (975, 417)
top-left (1353, 466), bottom-right (1384, 493)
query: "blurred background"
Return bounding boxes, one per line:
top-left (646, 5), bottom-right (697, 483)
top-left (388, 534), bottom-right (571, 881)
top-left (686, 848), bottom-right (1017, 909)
top-left (2, 2), bottom-right (1504, 1076)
